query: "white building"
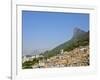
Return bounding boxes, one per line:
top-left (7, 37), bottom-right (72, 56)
top-left (60, 49), bottom-right (64, 54)
top-left (22, 55), bottom-right (33, 63)
top-left (22, 56), bottom-right (30, 63)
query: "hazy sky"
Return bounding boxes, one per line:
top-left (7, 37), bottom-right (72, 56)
top-left (22, 11), bottom-right (89, 55)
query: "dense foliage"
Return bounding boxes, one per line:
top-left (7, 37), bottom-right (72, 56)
top-left (22, 58), bottom-right (39, 69)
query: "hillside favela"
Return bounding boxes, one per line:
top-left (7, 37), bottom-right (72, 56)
top-left (22, 27), bottom-right (89, 69)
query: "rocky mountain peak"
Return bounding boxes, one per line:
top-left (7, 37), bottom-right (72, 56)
top-left (73, 27), bottom-right (86, 38)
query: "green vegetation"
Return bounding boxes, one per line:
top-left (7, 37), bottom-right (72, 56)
top-left (22, 58), bottom-right (39, 69)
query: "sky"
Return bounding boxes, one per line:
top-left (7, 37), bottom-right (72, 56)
top-left (22, 11), bottom-right (89, 55)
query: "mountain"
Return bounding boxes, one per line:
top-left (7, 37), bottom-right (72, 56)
top-left (73, 27), bottom-right (88, 39)
top-left (43, 27), bottom-right (89, 58)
